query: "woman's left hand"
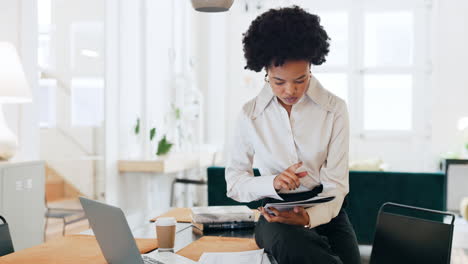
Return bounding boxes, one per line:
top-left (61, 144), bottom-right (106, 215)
top-left (258, 206), bottom-right (310, 226)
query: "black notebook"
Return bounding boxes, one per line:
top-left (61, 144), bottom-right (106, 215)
top-left (264, 196), bottom-right (335, 215)
top-left (192, 221), bottom-right (256, 233)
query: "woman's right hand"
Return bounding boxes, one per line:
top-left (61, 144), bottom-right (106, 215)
top-left (273, 162), bottom-right (308, 191)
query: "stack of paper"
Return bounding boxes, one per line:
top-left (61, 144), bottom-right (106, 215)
top-left (191, 206), bottom-right (254, 223)
top-left (198, 249), bottom-right (270, 264)
top-left (264, 196), bottom-right (335, 214)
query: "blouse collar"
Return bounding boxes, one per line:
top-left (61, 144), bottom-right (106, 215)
top-left (250, 75), bottom-right (333, 119)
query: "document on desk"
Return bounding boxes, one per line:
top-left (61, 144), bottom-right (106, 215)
top-left (198, 249), bottom-right (270, 264)
top-left (264, 195), bottom-right (335, 214)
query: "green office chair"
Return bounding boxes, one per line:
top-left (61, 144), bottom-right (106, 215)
top-left (0, 215), bottom-right (14, 256)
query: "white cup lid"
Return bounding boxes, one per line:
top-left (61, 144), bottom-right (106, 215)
top-left (156, 217), bottom-right (176, 226)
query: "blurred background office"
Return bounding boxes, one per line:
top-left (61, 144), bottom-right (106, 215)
top-left (0, 0), bottom-right (467, 259)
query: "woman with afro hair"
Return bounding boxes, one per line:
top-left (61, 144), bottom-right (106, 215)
top-left (225, 6), bottom-right (361, 264)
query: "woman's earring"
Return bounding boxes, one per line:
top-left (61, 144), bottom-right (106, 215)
top-left (264, 73), bottom-right (269, 83)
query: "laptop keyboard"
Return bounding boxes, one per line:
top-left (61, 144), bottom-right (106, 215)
top-left (142, 255), bottom-right (165, 264)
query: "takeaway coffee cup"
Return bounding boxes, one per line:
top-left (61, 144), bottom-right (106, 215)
top-left (155, 217), bottom-right (176, 252)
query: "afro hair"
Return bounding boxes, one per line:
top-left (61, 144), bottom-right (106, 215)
top-left (242, 6), bottom-right (330, 72)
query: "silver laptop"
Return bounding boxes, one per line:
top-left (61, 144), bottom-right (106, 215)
top-left (79, 197), bottom-right (196, 264)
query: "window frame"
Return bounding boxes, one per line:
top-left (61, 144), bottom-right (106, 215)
top-left (302, 0), bottom-right (432, 139)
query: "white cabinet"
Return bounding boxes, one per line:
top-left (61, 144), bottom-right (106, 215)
top-left (447, 164), bottom-right (468, 211)
top-left (0, 161), bottom-right (45, 251)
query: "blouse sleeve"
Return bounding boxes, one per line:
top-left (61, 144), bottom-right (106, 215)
top-left (225, 111), bottom-right (283, 202)
top-left (305, 100), bottom-right (350, 228)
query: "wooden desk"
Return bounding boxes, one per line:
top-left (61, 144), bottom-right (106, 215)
top-left (0, 235), bottom-right (157, 263)
top-left (1, 208), bottom-right (276, 264)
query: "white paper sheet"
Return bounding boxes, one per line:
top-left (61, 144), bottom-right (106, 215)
top-left (198, 249), bottom-right (265, 264)
top-left (144, 251), bottom-right (197, 264)
top-left (261, 253), bottom-right (272, 264)
top-left (191, 206), bottom-right (254, 223)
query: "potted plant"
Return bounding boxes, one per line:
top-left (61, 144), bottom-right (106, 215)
top-left (134, 118), bottom-right (174, 158)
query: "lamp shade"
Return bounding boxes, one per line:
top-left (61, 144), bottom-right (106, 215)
top-left (191, 0), bottom-right (234, 12)
top-left (0, 42), bottom-right (32, 104)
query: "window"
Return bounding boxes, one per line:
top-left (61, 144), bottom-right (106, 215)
top-left (39, 79), bottom-right (57, 128)
top-left (320, 12), bottom-right (349, 66)
top-left (314, 73), bottom-right (348, 103)
top-left (38, 0), bottom-right (53, 69)
top-left (362, 11), bottom-right (415, 132)
top-left (38, 0), bottom-right (56, 128)
top-left (302, 0), bottom-right (430, 135)
top-left (71, 78), bottom-right (104, 127)
top-left (364, 12), bottom-right (413, 67)
top-left (363, 74), bottom-right (412, 130)
top-left (313, 11), bottom-right (349, 102)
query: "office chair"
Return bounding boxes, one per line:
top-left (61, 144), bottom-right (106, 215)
top-left (0, 215), bottom-right (14, 256)
top-left (370, 202), bottom-right (455, 264)
top-left (44, 196), bottom-right (88, 241)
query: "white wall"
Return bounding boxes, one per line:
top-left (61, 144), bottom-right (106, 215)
top-left (196, 13), bottom-right (229, 148)
top-left (117, 0), bottom-right (144, 160)
top-left (431, 0), bottom-right (468, 161)
top-left (105, 0), bottom-right (179, 205)
top-left (39, 0), bottom-right (105, 198)
top-left (224, 4), bottom-right (267, 152)
top-left (191, 2), bottom-right (265, 157)
top-left (0, 0), bottom-right (39, 162)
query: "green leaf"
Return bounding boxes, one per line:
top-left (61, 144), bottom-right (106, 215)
top-left (156, 135), bottom-right (173, 156)
top-left (134, 118), bottom-right (140, 135)
top-left (175, 108), bottom-right (181, 120)
top-left (465, 142), bottom-right (468, 151)
top-left (149, 127), bottom-right (156, 141)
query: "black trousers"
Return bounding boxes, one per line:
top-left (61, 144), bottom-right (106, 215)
top-left (254, 187), bottom-right (361, 264)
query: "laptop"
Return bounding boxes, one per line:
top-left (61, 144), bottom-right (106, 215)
top-left (79, 197), bottom-right (196, 264)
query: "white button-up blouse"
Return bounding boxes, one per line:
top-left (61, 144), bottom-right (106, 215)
top-left (225, 76), bottom-right (349, 228)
